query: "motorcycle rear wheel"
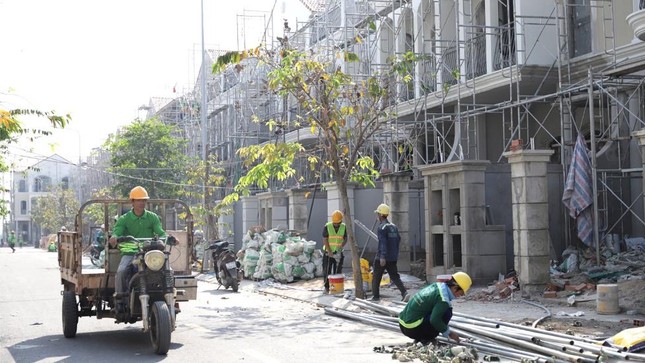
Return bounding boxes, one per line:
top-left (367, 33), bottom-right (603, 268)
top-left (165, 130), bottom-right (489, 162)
top-left (230, 277), bottom-right (239, 292)
top-left (149, 301), bottom-right (172, 355)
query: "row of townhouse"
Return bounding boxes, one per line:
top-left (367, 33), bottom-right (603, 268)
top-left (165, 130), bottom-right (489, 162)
top-left (149, 0), bottom-right (645, 291)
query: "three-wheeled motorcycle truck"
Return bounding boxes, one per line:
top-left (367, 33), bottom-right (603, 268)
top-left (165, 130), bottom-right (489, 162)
top-left (58, 199), bottom-right (198, 355)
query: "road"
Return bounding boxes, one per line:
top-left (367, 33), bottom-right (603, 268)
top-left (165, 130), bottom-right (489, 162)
top-left (0, 248), bottom-right (405, 363)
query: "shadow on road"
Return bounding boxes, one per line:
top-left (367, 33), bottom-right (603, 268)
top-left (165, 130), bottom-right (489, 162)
top-left (7, 328), bottom-right (183, 362)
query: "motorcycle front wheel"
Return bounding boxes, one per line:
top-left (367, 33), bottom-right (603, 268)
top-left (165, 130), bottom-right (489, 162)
top-left (149, 301), bottom-right (172, 355)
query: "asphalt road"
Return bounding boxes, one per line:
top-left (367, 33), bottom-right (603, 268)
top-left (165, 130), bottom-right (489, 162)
top-left (0, 248), bottom-right (406, 363)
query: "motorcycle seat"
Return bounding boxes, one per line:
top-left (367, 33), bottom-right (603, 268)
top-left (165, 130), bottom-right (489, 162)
top-left (209, 240), bottom-right (229, 251)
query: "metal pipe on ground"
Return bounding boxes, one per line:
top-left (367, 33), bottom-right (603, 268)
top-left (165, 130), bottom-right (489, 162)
top-left (324, 307), bottom-right (399, 332)
top-left (450, 321), bottom-right (592, 363)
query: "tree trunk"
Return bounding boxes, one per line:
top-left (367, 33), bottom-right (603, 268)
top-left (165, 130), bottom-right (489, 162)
top-left (336, 178), bottom-right (366, 299)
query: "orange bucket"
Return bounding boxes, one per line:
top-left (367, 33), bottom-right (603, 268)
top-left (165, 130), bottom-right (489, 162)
top-left (329, 274), bottom-right (345, 294)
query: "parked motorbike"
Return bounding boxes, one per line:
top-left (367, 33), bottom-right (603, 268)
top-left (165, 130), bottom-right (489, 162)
top-left (205, 240), bottom-right (241, 292)
top-left (112, 235), bottom-right (178, 354)
top-left (89, 239), bottom-right (105, 267)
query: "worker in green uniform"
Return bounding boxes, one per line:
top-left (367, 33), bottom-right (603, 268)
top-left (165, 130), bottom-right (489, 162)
top-left (398, 271), bottom-right (472, 345)
top-left (7, 230), bottom-right (16, 253)
top-left (109, 186), bottom-right (166, 312)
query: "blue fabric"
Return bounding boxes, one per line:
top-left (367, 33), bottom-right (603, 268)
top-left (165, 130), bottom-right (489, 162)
top-left (562, 135), bottom-right (594, 246)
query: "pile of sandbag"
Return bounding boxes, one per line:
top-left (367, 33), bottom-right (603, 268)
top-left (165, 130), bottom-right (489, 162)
top-left (239, 228), bottom-right (325, 283)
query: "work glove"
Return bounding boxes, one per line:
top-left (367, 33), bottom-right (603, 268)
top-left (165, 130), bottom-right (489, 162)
top-left (380, 258), bottom-right (386, 267)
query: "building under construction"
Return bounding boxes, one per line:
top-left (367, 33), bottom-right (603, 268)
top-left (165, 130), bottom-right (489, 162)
top-left (153, 0), bottom-right (645, 290)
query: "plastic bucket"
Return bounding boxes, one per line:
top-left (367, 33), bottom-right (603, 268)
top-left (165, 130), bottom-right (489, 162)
top-left (329, 274), bottom-right (344, 294)
top-left (596, 284), bottom-right (620, 314)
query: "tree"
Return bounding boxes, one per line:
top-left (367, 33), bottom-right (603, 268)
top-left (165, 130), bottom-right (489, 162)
top-left (217, 46), bottom-right (415, 299)
top-left (181, 152), bottom-right (229, 241)
top-left (0, 106), bottom-right (70, 218)
top-left (103, 117), bottom-right (189, 199)
top-left (31, 186), bottom-right (79, 235)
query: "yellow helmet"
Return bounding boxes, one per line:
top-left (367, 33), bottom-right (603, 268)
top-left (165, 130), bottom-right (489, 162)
top-left (129, 186), bottom-right (150, 200)
top-left (374, 203), bottom-right (390, 216)
top-left (331, 210), bottom-right (343, 223)
top-left (452, 271), bottom-right (472, 293)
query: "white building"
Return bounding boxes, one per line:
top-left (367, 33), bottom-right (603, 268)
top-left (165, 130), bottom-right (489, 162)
top-left (10, 154), bottom-right (76, 246)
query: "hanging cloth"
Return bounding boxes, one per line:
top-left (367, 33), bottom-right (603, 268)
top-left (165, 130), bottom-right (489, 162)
top-left (562, 135), bottom-right (594, 246)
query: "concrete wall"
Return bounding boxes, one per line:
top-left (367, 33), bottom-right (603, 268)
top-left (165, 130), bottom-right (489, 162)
top-left (515, 0), bottom-right (559, 66)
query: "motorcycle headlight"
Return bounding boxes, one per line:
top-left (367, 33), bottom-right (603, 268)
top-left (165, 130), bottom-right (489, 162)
top-left (144, 250), bottom-right (165, 271)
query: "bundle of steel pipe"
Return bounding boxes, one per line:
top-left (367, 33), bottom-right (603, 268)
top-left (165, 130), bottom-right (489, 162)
top-left (323, 298), bottom-right (645, 362)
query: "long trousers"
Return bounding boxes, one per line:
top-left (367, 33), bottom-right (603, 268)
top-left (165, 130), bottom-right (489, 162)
top-left (372, 260), bottom-right (406, 298)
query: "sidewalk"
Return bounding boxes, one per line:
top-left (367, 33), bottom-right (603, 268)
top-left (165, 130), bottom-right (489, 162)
top-left (197, 272), bottom-right (644, 332)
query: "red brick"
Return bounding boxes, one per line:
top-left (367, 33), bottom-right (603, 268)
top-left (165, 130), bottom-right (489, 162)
top-left (543, 291), bottom-right (557, 298)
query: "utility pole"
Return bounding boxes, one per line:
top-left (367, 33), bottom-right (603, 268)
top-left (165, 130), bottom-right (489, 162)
top-left (200, 0), bottom-right (210, 241)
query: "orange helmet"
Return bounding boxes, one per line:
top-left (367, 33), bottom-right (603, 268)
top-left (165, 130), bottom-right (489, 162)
top-left (129, 186), bottom-right (150, 200)
top-left (331, 210), bottom-right (343, 224)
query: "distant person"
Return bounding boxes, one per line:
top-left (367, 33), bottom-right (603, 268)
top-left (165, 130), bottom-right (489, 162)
top-left (109, 186), bottom-right (166, 312)
top-left (322, 210), bottom-right (347, 294)
top-left (371, 203), bottom-right (408, 301)
top-left (7, 231), bottom-right (16, 253)
top-left (398, 272), bottom-right (472, 345)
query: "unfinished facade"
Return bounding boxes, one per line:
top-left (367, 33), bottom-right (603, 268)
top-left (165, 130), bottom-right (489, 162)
top-left (160, 0), bottom-right (645, 289)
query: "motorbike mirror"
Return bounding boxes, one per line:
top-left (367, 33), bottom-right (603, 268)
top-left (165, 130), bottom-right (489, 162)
top-left (167, 235), bottom-right (178, 246)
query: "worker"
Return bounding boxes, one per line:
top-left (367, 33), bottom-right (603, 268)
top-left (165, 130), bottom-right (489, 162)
top-left (109, 186), bottom-right (166, 312)
top-left (371, 203), bottom-right (408, 301)
top-left (7, 230), bottom-right (16, 253)
top-left (322, 209), bottom-right (347, 294)
top-left (398, 271), bottom-right (472, 345)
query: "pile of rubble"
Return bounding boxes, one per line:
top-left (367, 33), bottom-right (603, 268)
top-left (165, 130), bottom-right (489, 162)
top-left (459, 239), bottom-right (645, 312)
top-left (237, 228), bottom-right (325, 283)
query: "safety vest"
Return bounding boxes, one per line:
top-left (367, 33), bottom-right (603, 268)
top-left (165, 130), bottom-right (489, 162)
top-left (324, 222), bottom-right (345, 253)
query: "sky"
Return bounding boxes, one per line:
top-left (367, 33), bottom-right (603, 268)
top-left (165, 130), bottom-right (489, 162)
top-left (0, 0), bottom-right (311, 167)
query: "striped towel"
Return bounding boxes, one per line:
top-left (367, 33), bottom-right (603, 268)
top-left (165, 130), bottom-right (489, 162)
top-left (562, 135), bottom-right (594, 246)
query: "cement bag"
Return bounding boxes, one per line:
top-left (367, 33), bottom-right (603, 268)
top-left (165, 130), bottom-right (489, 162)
top-left (285, 240), bottom-right (304, 256)
top-left (292, 265), bottom-right (306, 278)
top-left (252, 265), bottom-right (273, 280)
top-left (246, 238), bottom-right (260, 250)
top-left (243, 263), bottom-right (256, 278)
top-left (603, 327), bottom-right (645, 353)
top-left (297, 253), bottom-right (309, 263)
top-left (258, 250), bottom-right (273, 265)
top-left (243, 248), bottom-right (260, 266)
top-left (282, 253), bottom-right (297, 266)
top-left (264, 230), bottom-right (280, 244)
top-left (303, 240), bottom-right (316, 255)
top-left (302, 262), bottom-right (315, 275)
top-left (271, 244), bottom-right (286, 263)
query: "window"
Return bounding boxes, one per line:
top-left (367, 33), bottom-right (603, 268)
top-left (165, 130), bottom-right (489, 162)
top-left (62, 177), bottom-right (69, 190)
top-left (20, 201), bottom-right (27, 215)
top-left (33, 176), bottom-right (52, 192)
top-left (19, 180), bottom-right (27, 192)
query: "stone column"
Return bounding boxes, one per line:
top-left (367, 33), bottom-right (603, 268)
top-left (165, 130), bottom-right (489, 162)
top-left (323, 182), bottom-right (356, 214)
top-left (286, 188), bottom-right (312, 237)
top-left (503, 149), bottom-right (553, 294)
top-left (381, 173), bottom-right (412, 273)
top-left (241, 195), bottom-right (259, 233)
top-left (257, 191), bottom-right (288, 230)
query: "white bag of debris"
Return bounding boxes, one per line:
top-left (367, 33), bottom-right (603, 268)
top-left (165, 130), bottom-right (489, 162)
top-left (285, 240), bottom-right (304, 256)
top-left (312, 250), bottom-right (325, 277)
top-left (271, 244), bottom-right (285, 264)
top-left (272, 262), bottom-right (294, 283)
top-left (303, 240), bottom-right (316, 255)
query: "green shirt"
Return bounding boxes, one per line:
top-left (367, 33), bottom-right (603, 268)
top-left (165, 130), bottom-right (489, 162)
top-left (7, 234), bottom-right (16, 244)
top-left (398, 282), bottom-right (454, 335)
top-left (112, 209), bottom-right (166, 255)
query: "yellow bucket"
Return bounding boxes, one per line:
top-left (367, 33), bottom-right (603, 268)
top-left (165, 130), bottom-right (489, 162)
top-left (329, 274), bottom-right (345, 294)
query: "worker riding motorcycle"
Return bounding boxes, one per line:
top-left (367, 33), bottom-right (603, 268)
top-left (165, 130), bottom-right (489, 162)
top-left (111, 235), bottom-right (179, 353)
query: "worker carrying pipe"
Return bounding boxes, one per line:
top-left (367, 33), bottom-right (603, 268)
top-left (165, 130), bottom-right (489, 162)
top-left (398, 272), bottom-right (472, 345)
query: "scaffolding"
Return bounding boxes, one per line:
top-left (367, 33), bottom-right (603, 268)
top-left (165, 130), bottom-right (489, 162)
top-left (160, 0), bottom-right (645, 258)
